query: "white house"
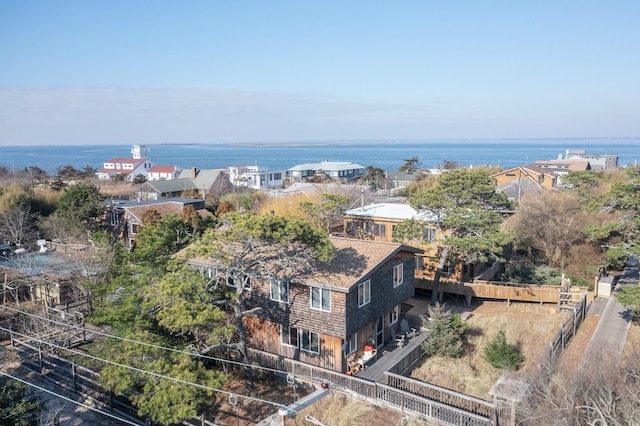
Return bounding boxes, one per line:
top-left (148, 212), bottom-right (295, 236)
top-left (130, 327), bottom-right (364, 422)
top-left (228, 164), bottom-right (285, 190)
top-left (96, 145), bottom-right (155, 181)
top-left (147, 165), bottom-right (182, 181)
top-left (287, 160), bottom-right (365, 182)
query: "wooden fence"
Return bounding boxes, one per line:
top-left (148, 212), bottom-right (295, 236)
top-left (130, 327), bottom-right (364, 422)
top-left (247, 348), bottom-right (493, 426)
top-left (5, 335), bottom-right (145, 425)
top-left (385, 372), bottom-right (496, 419)
top-left (546, 293), bottom-right (588, 360)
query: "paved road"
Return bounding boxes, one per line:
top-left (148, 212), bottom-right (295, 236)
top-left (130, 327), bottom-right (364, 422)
top-left (580, 256), bottom-right (638, 368)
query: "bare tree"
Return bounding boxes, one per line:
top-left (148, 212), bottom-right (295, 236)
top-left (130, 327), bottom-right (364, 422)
top-left (0, 205), bottom-right (35, 247)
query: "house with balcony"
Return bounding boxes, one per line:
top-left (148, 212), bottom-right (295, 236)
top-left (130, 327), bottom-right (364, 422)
top-left (288, 161), bottom-right (365, 183)
top-left (343, 202), bottom-right (486, 284)
top-left (96, 145), bottom-right (155, 182)
top-left (228, 164), bottom-right (285, 190)
top-left (183, 236), bottom-right (422, 373)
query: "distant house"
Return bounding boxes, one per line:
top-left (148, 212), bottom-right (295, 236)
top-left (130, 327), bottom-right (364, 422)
top-left (184, 237), bottom-right (422, 373)
top-left (107, 198), bottom-right (209, 248)
top-left (147, 165), bottom-right (182, 181)
top-left (228, 164), bottom-right (285, 190)
top-left (561, 149), bottom-right (618, 171)
top-left (288, 161), bottom-right (365, 183)
top-left (492, 160), bottom-right (591, 201)
top-left (385, 171), bottom-right (419, 193)
top-left (343, 202), bottom-right (487, 283)
top-left (96, 145), bottom-right (155, 182)
top-left (137, 167), bottom-right (233, 201)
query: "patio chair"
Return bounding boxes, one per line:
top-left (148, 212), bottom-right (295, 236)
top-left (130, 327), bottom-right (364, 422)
top-left (400, 319), bottom-right (418, 339)
top-left (390, 327), bottom-right (405, 347)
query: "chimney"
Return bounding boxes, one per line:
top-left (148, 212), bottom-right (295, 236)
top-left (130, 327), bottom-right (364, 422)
top-left (191, 167), bottom-right (198, 179)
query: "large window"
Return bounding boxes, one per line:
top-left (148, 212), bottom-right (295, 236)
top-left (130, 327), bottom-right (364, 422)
top-left (373, 223), bottom-right (386, 237)
top-left (300, 329), bottom-right (320, 354)
top-left (358, 280), bottom-right (371, 307)
top-left (281, 326), bottom-right (298, 347)
top-left (424, 228), bottom-right (437, 242)
top-left (310, 287), bottom-right (331, 312)
top-left (270, 279), bottom-right (289, 303)
top-left (393, 264), bottom-right (404, 287)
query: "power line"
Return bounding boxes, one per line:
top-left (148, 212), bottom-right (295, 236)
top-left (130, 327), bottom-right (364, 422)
top-left (0, 370), bottom-right (142, 426)
top-left (2, 325), bottom-right (303, 414)
top-left (0, 304), bottom-right (312, 381)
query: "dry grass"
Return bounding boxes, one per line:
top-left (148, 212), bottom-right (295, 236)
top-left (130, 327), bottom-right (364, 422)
top-left (411, 301), bottom-right (568, 399)
top-left (96, 180), bottom-right (139, 199)
top-left (622, 321), bottom-right (640, 360)
top-left (299, 392), bottom-right (434, 426)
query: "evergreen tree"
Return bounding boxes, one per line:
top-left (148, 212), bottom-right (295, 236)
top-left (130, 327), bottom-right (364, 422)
top-left (484, 329), bottom-right (522, 370)
top-left (421, 303), bottom-right (467, 358)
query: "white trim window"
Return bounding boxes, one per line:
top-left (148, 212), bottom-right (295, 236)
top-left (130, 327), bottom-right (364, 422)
top-left (281, 326), bottom-right (298, 347)
top-left (393, 264), bottom-right (404, 287)
top-left (346, 333), bottom-right (357, 355)
top-left (358, 280), bottom-right (371, 307)
top-left (310, 287), bottom-right (331, 312)
top-left (300, 329), bottom-right (320, 354)
top-left (389, 305), bottom-right (400, 325)
top-left (270, 279), bottom-right (289, 303)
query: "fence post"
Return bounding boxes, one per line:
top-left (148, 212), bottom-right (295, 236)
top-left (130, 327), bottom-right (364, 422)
top-left (72, 362), bottom-right (77, 392)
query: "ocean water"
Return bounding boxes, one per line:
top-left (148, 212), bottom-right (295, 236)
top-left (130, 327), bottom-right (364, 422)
top-left (2, 139), bottom-right (639, 175)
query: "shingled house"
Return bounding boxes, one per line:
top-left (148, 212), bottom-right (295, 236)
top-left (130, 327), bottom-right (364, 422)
top-left (185, 236), bottom-right (422, 373)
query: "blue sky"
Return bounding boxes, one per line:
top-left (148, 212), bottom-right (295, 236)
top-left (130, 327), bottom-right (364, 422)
top-left (1, 1), bottom-right (639, 146)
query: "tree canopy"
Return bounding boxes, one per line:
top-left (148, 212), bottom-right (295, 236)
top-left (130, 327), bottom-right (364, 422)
top-left (398, 168), bottom-right (513, 303)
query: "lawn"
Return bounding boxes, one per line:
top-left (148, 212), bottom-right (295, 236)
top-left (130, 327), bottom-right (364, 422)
top-left (410, 298), bottom-right (569, 400)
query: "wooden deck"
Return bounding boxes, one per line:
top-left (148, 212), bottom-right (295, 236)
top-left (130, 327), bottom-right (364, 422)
top-left (356, 331), bottom-right (428, 382)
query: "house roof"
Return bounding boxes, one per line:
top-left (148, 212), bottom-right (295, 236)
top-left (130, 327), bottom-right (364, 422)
top-left (149, 165), bottom-right (179, 173)
top-left (124, 202), bottom-right (185, 223)
top-left (386, 171), bottom-right (419, 182)
top-left (177, 168), bottom-right (227, 188)
top-left (534, 160), bottom-right (590, 171)
top-left (179, 235), bottom-right (422, 292)
top-left (288, 161), bottom-right (364, 172)
top-left (303, 237), bottom-right (422, 291)
top-left (104, 157), bottom-right (148, 165)
top-left (344, 202), bottom-right (438, 222)
top-left (142, 178), bottom-right (197, 193)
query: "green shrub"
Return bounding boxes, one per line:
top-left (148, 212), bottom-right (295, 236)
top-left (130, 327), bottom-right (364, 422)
top-left (421, 303), bottom-right (466, 358)
top-left (484, 330), bottom-right (521, 370)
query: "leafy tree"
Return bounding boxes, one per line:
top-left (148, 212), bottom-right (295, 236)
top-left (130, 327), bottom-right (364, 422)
top-left (98, 330), bottom-right (224, 424)
top-left (49, 177), bottom-right (66, 191)
top-left (0, 375), bottom-right (43, 426)
top-left (399, 157), bottom-right (421, 173)
top-left (484, 329), bottom-right (521, 370)
top-left (141, 262), bottom-right (229, 343)
top-left (186, 212), bottom-right (334, 385)
top-left (81, 165), bottom-right (97, 178)
top-left (399, 168), bottom-right (513, 304)
top-left (56, 183), bottom-right (105, 231)
top-left (131, 214), bottom-right (191, 271)
top-left (299, 193), bottom-right (351, 234)
top-left (27, 166), bottom-right (48, 181)
top-left (110, 173), bottom-right (128, 183)
top-left (361, 166), bottom-right (387, 190)
top-left (56, 164), bottom-right (81, 180)
top-left (132, 173), bottom-right (147, 184)
top-left (616, 286), bottom-right (640, 320)
top-left (421, 303), bottom-right (467, 358)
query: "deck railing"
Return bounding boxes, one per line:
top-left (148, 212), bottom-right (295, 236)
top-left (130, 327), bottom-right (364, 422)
top-left (247, 348), bottom-right (493, 425)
